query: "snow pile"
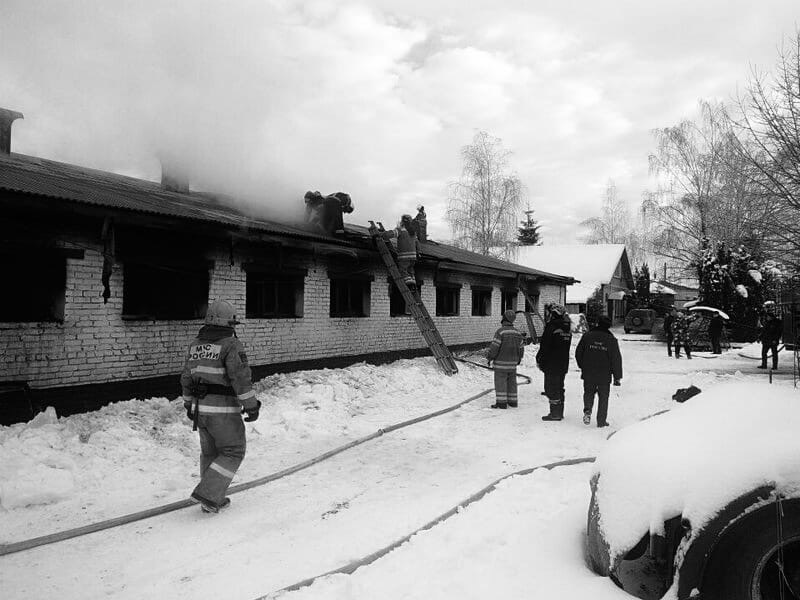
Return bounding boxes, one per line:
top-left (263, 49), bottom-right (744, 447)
top-left (0, 356), bottom-right (489, 541)
top-left (593, 381), bottom-right (800, 562)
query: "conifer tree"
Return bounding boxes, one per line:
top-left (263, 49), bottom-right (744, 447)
top-left (518, 209), bottom-right (542, 245)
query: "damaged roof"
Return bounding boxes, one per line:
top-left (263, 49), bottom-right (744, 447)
top-left (0, 152), bottom-right (574, 283)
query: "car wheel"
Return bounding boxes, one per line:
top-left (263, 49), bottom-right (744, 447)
top-left (631, 316), bottom-right (643, 327)
top-left (701, 500), bottom-right (800, 599)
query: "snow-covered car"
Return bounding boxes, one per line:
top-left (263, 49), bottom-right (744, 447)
top-left (624, 309), bottom-right (656, 334)
top-left (586, 382), bottom-right (800, 599)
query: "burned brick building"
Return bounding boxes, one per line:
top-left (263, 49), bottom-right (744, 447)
top-left (0, 110), bottom-right (574, 422)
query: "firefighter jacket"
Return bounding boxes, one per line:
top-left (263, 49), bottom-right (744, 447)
top-left (180, 325), bottom-right (257, 415)
top-left (536, 317), bottom-right (572, 374)
top-left (383, 227), bottom-right (420, 262)
top-left (575, 327), bottom-right (622, 383)
top-left (487, 324), bottom-right (525, 372)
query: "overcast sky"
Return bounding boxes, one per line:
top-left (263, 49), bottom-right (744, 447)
top-left (2, 1), bottom-right (798, 242)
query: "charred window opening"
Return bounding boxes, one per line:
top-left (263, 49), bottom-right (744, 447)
top-left (246, 269), bottom-right (305, 319)
top-left (122, 262), bottom-right (209, 320)
top-left (436, 284), bottom-right (460, 317)
top-left (502, 290), bottom-right (517, 313)
top-left (1, 250), bottom-right (66, 323)
top-left (471, 286), bottom-right (492, 317)
top-left (525, 294), bottom-right (540, 313)
top-left (389, 281), bottom-right (423, 317)
top-left (330, 277), bottom-right (371, 318)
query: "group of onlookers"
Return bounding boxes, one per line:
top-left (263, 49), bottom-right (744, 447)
top-left (487, 304), bottom-right (622, 428)
top-left (486, 299), bottom-right (786, 429)
top-left (662, 302), bottom-right (783, 369)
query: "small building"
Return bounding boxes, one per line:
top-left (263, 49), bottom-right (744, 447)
top-left (512, 244), bottom-right (634, 322)
top-left (657, 280), bottom-right (699, 309)
top-left (0, 118), bottom-right (574, 420)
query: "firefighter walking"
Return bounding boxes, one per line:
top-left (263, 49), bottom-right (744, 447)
top-left (181, 300), bottom-right (261, 513)
top-left (487, 309), bottom-right (525, 409)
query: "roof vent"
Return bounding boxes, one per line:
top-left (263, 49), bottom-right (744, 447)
top-left (0, 108), bottom-right (24, 155)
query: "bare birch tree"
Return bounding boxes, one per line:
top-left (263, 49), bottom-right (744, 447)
top-left (446, 131), bottom-right (524, 258)
top-left (734, 29), bottom-right (800, 268)
top-left (580, 180), bottom-right (644, 266)
top-left (642, 100), bottom-right (776, 272)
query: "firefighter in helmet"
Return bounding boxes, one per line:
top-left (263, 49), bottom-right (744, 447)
top-left (180, 300), bottom-right (260, 513)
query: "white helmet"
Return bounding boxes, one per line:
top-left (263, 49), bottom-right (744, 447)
top-left (205, 300), bottom-right (241, 326)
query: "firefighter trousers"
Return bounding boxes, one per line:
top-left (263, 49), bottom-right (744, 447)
top-left (193, 414), bottom-right (246, 505)
top-left (494, 369), bottom-right (518, 407)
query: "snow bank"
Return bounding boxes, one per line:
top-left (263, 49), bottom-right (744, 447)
top-left (593, 382), bottom-right (800, 562)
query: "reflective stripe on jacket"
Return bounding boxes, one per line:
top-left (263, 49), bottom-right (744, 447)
top-left (180, 326), bottom-right (257, 412)
top-left (487, 325), bottom-right (525, 371)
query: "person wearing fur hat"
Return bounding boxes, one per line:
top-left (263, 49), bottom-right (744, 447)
top-left (537, 304), bottom-right (572, 421)
top-left (487, 309), bottom-right (525, 409)
top-left (575, 314), bottom-right (622, 428)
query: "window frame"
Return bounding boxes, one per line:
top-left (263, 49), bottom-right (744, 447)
top-left (501, 289), bottom-right (518, 313)
top-left (435, 283), bottom-right (461, 317)
top-left (471, 285), bottom-right (493, 317)
top-left (244, 267), bottom-right (306, 319)
top-left (122, 260), bottom-right (210, 321)
top-left (389, 279), bottom-right (424, 317)
top-left (1, 248), bottom-right (69, 323)
top-left (329, 275), bottom-right (372, 318)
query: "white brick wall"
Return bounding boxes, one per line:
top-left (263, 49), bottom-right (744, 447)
top-left (1, 236), bottom-right (566, 390)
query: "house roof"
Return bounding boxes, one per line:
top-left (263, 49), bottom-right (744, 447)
top-left (0, 152), bottom-right (573, 284)
top-left (0, 152), bottom-right (332, 241)
top-left (513, 244), bottom-right (632, 303)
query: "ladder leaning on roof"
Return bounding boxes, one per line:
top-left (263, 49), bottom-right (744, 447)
top-left (367, 221), bottom-right (458, 376)
top-left (516, 278), bottom-right (546, 344)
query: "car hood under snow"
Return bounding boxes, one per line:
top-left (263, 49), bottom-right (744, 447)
top-left (592, 381), bottom-right (800, 564)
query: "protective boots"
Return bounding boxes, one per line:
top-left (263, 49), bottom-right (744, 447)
top-left (542, 401), bottom-right (564, 421)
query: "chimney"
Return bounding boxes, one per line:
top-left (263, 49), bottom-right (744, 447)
top-left (0, 108), bottom-right (24, 155)
top-left (160, 159), bottom-right (190, 193)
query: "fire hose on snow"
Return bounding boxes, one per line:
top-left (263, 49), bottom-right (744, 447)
top-left (0, 365), bottom-right (533, 557)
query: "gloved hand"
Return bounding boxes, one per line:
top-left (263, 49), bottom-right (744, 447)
top-left (613, 379), bottom-right (621, 387)
top-left (243, 400), bottom-right (262, 422)
top-left (183, 399), bottom-right (194, 421)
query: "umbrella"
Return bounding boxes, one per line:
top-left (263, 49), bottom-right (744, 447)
top-left (689, 305), bottom-right (730, 320)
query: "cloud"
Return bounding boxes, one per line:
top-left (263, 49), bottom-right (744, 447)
top-left (2, 0), bottom-right (799, 243)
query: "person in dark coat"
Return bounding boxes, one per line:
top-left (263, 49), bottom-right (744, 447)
top-left (663, 307), bottom-right (676, 357)
top-left (708, 313), bottom-right (725, 354)
top-left (758, 301), bottom-right (783, 370)
top-left (671, 310), bottom-right (692, 359)
top-left (575, 315), bottom-right (622, 428)
top-left (537, 305), bottom-right (572, 421)
top-left (487, 309), bottom-right (525, 409)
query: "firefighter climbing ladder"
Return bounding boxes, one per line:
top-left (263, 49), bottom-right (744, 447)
top-left (368, 221), bottom-right (458, 376)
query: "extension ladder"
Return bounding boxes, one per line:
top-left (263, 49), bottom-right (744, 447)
top-left (368, 221), bottom-right (458, 376)
top-left (517, 283), bottom-right (542, 344)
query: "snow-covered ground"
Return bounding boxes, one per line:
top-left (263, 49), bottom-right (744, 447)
top-left (0, 329), bottom-right (795, 599)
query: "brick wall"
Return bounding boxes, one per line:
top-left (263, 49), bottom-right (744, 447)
top-left (1, 236), bottom-right (566, 394)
